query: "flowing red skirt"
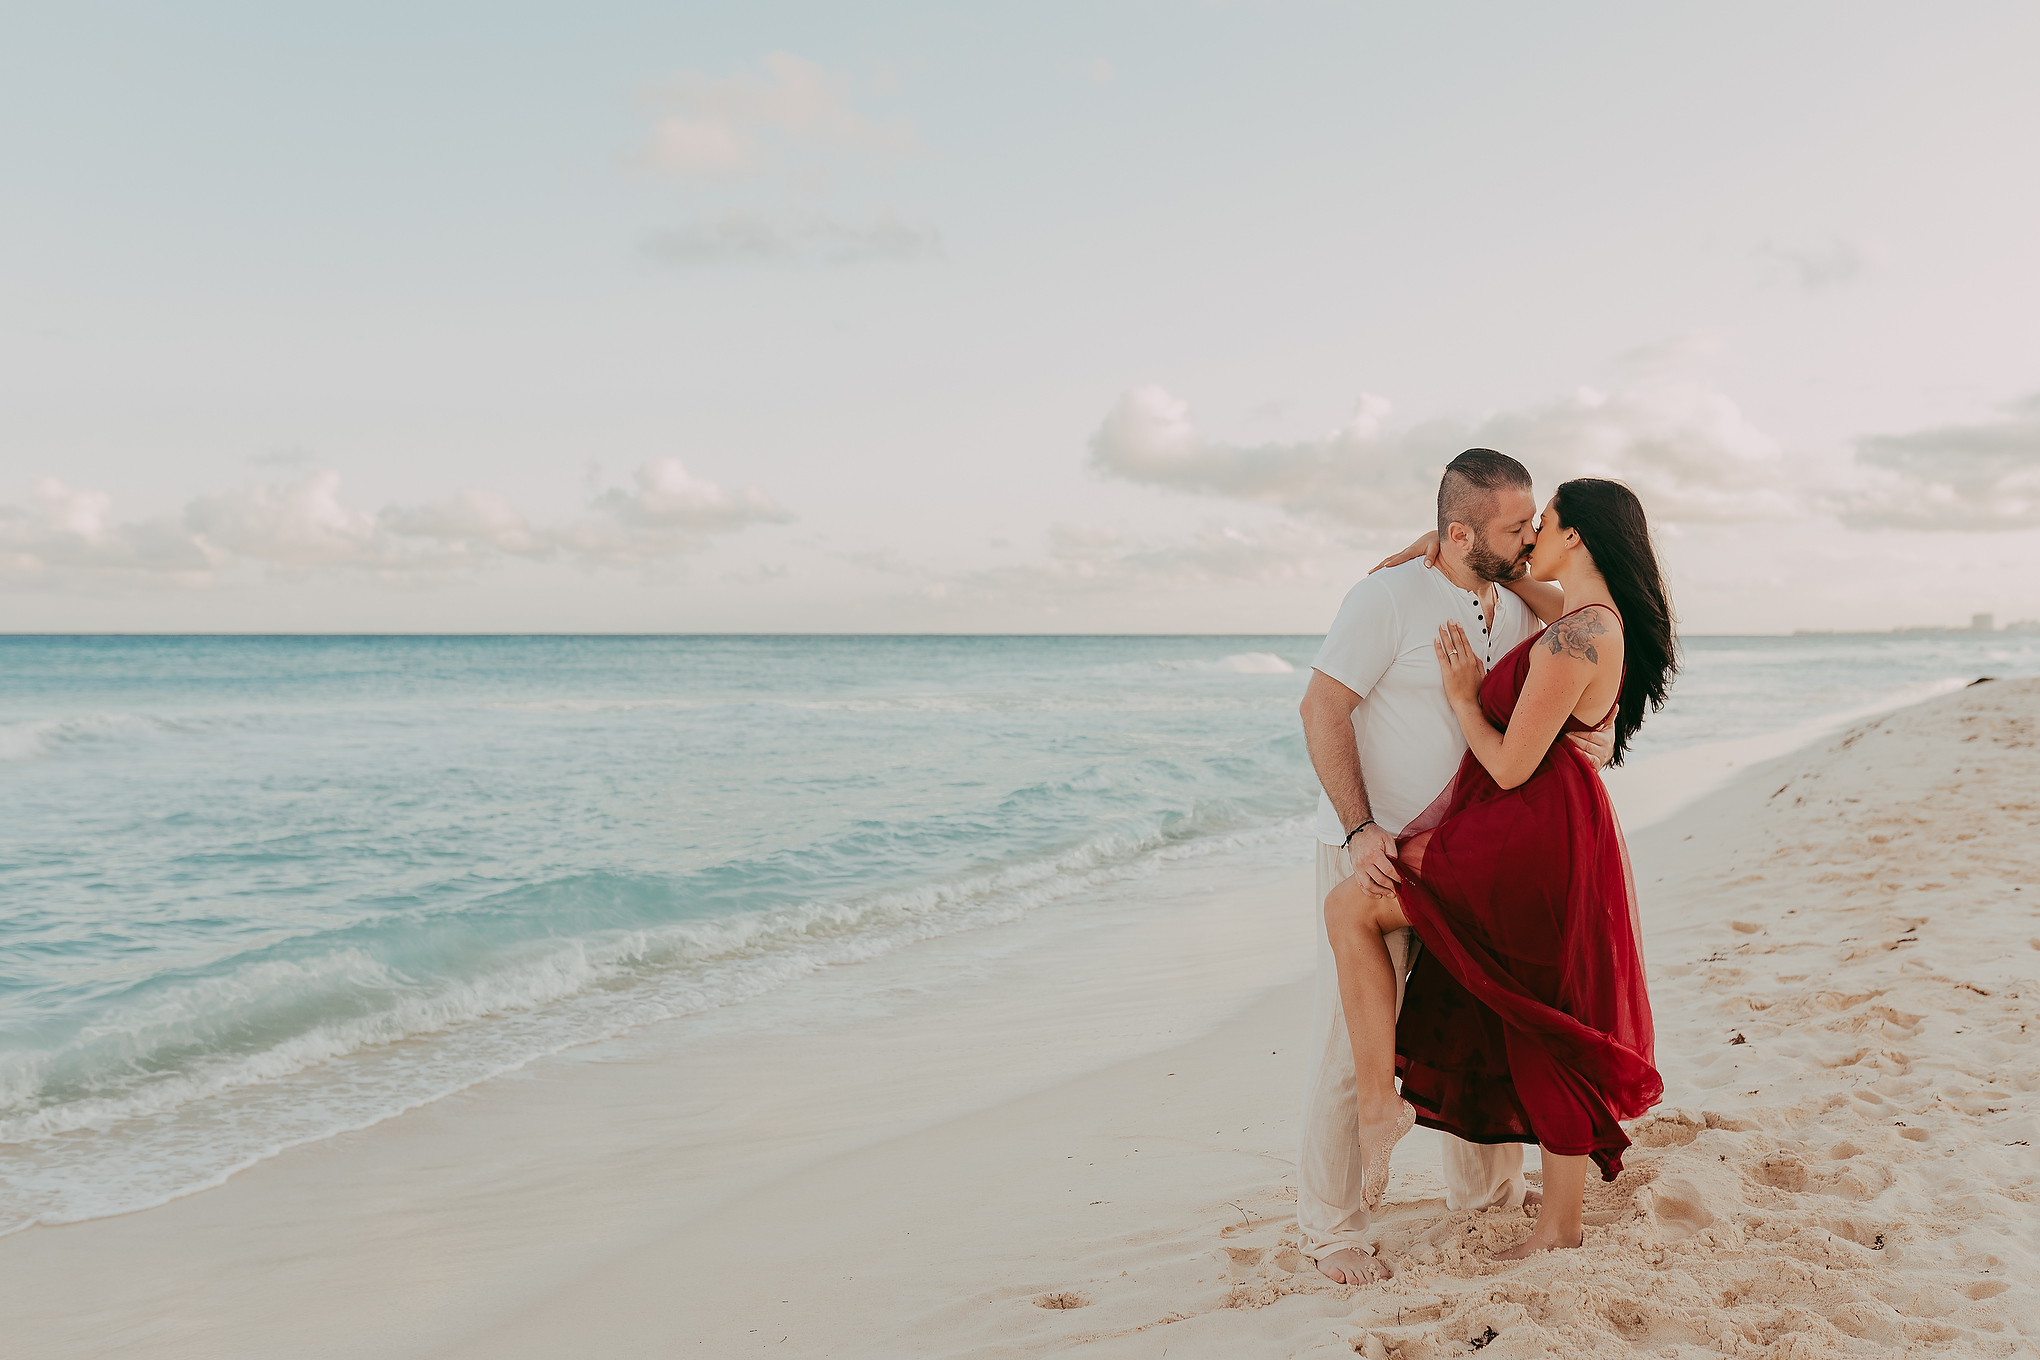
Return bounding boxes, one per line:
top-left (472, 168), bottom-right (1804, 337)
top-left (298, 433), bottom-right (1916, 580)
top-left (1392, 634), bottom-right (1661, 1181)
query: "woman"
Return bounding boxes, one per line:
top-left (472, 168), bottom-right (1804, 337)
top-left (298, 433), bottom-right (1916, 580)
top-left (1323, 477), bottom-right (1674, 1260)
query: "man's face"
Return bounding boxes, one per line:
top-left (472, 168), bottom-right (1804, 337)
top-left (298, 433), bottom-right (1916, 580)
top-left (1461, 487), bottom-right (1539, 583)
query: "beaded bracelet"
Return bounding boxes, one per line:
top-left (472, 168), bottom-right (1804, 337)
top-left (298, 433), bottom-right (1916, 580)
top-left (1342, 819), bottom-right (1378, 848)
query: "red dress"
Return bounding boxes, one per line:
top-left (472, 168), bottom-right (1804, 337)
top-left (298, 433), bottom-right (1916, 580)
top-left (1392, 612), bottom-right (1661, 1181)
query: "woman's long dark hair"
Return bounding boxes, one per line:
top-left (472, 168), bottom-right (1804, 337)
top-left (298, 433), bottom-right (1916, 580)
top-left (1551, 478), bottom-right (1677, 767)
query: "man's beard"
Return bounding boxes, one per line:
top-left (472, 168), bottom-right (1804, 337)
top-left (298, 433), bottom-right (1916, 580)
top-left (1465, 537), bottom-right (1529, 584)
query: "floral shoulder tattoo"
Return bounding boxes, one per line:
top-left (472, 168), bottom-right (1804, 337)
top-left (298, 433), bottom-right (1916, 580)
top-left (1544, 609), bottom-right (1612, 664)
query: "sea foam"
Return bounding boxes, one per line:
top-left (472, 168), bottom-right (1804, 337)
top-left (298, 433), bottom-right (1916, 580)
top-left (0, 814), bottom-right (1306, 1232)
top-left (0, 712), bottom-right (181, 762)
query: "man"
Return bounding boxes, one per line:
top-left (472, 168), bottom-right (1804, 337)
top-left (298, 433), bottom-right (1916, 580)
top-left (1295, 449), bottom-right (1610, 1285)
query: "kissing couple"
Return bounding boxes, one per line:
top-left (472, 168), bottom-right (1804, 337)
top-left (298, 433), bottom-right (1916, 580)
top-left (1296, 448), bottom-right (1674, 1284)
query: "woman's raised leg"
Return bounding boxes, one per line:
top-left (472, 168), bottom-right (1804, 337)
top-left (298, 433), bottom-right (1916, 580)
top-left (1322, 873), bottom-right (1417, 1207)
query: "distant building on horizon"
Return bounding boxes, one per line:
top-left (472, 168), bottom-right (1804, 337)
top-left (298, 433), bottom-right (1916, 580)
top-left (1973, 613), bottom-right (1995, 633)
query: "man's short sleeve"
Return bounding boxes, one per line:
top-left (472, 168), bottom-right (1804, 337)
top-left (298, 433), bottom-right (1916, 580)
top-left (1311, 574), bottom-right (1402, 698)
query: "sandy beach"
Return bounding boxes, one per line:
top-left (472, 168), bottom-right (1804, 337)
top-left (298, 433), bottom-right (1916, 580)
top-left (6, 677), bottom-right (2037, 1358)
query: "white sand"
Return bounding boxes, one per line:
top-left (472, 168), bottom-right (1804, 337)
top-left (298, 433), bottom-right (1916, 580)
top-left (5, 679), bottom-right (2037, 1357)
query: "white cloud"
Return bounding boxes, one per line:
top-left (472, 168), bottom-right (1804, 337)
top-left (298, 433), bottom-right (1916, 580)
top-left (1756, 236), bottom-right (1888, 292)
top-left (34, 478), bottom-right (111, 538)
top-left (647, 115), bottom-right (749, 177)
top-left (0, 460), bottom-right (790, 588)
top-left (1089, 377), bottom-right (1803, 529)
top-left (643, 52), bottom-right (915, 179)
top-left (380, 489), bottom-right (552, 557)
top-left (563, 458), bottom-right (794, 564)
top-left (186, 470), bottom-right (397, 569)
top-left (636, 55), bottom-right (937, 273)
top-left (1838, 394), bottom-right (2040, 531)
top-left (645, 210), bottom-right (787, 262)
top-left (591, 458), bottom-right (791, 533)
top-left (644, 208), bottom-right (939, 266)
top-left (1088, 385), bottom-right (1434, 526)
top-left (0, 479), bottom-right (220, 584)
top-left (1473, 379), bottom-right (1801, 524)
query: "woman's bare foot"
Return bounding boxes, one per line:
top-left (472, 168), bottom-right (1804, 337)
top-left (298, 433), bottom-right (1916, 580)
top-left (1354, 1097), bottom-right (1415, 1208)
top-left (1522, 1188), bottom-right (1544, 1209)
top-left (1490, 1227), bottom-right (1582, 1261)
top-left (1314, 1247), bottom-right (1392, 1284)
top-left (1354, 1102), bottom-right (1408, 1165)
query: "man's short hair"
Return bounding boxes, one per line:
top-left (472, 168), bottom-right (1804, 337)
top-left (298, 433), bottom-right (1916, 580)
top-left (1436, 448), bottom-right (1533, 537)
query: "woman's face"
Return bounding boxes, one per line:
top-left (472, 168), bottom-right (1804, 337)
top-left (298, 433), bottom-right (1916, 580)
top-left (1526, 497), bottom-right (1571, 581)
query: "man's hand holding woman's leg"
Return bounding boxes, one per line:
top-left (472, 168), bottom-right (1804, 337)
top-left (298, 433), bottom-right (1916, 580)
top-left (1348, 823), bottom-right (1402, 895)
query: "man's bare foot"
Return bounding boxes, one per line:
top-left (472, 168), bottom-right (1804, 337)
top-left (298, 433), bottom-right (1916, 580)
top-left (1314, 1247), bottom-right (1392, 1285)
top-left (1490, 1228), bottom-right (1582, 1261)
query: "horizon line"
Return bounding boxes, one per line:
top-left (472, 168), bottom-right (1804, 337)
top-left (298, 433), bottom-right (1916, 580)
top-left (0, 630), bottom-right (2018, 641)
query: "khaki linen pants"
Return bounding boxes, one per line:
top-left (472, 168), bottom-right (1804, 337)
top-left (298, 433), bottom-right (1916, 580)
top-left (1298, 841), bottom-right (1526, 1260)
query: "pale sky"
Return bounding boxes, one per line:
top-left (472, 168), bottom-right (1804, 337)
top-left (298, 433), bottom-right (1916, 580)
top-left (5, 1), bottom-right (2039, 634)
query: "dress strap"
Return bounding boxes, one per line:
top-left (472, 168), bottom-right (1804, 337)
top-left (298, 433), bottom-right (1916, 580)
top-left (1550, 602), bottom-right (1623, 632)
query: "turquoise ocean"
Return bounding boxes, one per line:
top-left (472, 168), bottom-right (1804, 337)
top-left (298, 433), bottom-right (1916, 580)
top-left (3, 631), bottom-right (2036, 1233)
